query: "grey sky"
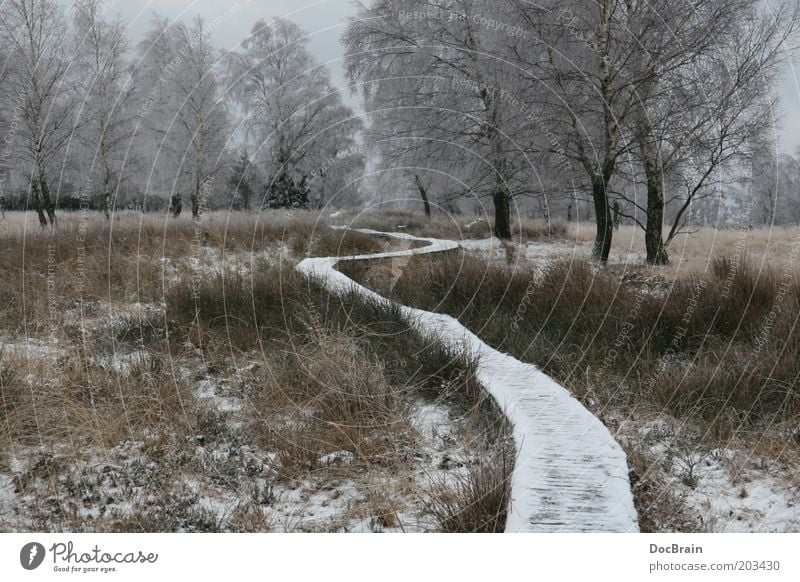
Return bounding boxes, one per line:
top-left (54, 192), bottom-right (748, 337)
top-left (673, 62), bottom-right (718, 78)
top-left (108, 0), bottom-right (355, 88)
top-left (81, 0), bottom-right (800, 154)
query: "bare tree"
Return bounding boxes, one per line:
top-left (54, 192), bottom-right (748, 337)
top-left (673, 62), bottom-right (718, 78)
top-left (344, 0), bottom-right (540, 240)
top-left (228, 18), bottom-right (363, 210)
top-left (509, 0), bottom-right (797, 263)
top-left (510, 0), bottom-right (643, 259)
top-left (136, 16), bottom-right (230, 219)
top-left (0, 0), bottom-right (77, 226)
top-left (72, 0), bottom-right (137, 221)
top-left (170, 17), bottom-right (230, 219)
top-left (629, 0), bottom-right (799, 263)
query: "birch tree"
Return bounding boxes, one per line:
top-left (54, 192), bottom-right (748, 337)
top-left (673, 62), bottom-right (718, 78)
top-left (73, 0), bottom-right (137, 221)
top-left (137, 16), bottom-right (230, 218)
top-left (227, 18), bottom-right (363, 210)
top-left (344, 0), bottom-right (539, 239)
top-left (626, 0), bottom-right (799, 263)
top-left (509, 0), bottom-right (647, 260)
top-left (173, 17), bottom-right (230, 219)
top-left (0, 0), bottom-right (77, 226)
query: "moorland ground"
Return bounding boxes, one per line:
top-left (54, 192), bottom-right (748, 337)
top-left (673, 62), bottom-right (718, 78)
top-left (2, 208), bottom-right (799, 532)
top-left (0, 210), bottom-right (513, 532)
top-left (339, 214), bottom-right (800, 532)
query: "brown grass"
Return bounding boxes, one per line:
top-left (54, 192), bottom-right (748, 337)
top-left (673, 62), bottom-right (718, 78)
top-left (328, 209), bottom-right (567, 242)
top-left (0, 210), bottom-right (411, 337)
top-left (569, 222), bottom-right (800, 280)
top-left (0, 214), bottom-right (514, 532)
top-left (342, 250), bottom-right (800, 425)
top-left (423, 454), bottom-right (511, 533)
top-left (0, 348), bottom-right (193, 450)
top-left (340, 243), bottom-right (800, 532)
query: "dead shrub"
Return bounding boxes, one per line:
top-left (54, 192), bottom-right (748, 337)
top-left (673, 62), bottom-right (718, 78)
top-left (424, 454), bottom-right (511, 533)
top-left (0, 350), bottom-right (193, 448)
top-left (248, 327), bottom-right (413, 475)
top-left (346, 250), bottom-right (800, 426)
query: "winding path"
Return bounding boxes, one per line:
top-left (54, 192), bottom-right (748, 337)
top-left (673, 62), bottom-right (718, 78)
top-left (297, 230), bottom-right (639, 533)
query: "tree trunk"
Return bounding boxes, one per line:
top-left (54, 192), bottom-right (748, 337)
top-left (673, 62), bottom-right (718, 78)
top-left (38, 174), bottom-right (56, 226)
top-left (636, 114), bottom-right (669, 266)
top-left (641, 155), bottom-right (668, 264)
top-left (493, 190), bottom-right (512, 240)
top-left (171, 193), bottom-right (182, 218)
top-left (414, 174), bottom-right (431, 219)
top-left (103, 172), bottom-right (113, 222)
top-left (31, 182), bottom-right (48, 227)
top-left (591, 176), bottom-right (613, 262)
top-left (191, 177), bottom-right (200, 220)
top-left (590, 0), bottom-right (616, 263)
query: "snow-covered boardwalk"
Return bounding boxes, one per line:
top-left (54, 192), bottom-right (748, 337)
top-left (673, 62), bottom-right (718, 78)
top-left (297, 231), bottom-right (638, 533)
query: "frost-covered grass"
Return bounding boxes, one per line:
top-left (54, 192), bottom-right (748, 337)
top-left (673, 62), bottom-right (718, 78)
top-left (0, 210), bottom-right (387, 336)
top-left (327, 209), bottom-right (567, 242)
top-left (0, 214), bottom-right (512, 532)
top-left (569, 222), bottom-right (800, 279)
top-left (340, 243), bottom-right (800, 532)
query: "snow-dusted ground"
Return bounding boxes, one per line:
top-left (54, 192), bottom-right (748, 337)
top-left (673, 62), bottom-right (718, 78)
top-left (687, 452), bottom-right (800, 532)
top-left (460, 237), bottom-right (649, 273)
top-left (0, 356), bottom-right (484, 533)
top-left (0, 242), bottom-right (494, 532)
top-left (617, 417), bottom-right (800, 532)
top-left (298, 230), bottom-right (639, 533)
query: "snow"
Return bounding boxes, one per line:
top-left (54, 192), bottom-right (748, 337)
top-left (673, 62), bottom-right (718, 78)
top-left (620, 416), bottom-right (800, 532)
top-left (464, 218), bottom-right (487, 228)
top-left (0, 337), bottom-right (64, 359)
top-left (94, 350), bottom-right (151, 374)
top-left (297, 229), bottom-right (639, 533)
top-left (458, 237), bottom-right (587, 273)
top-left (0, 473), bottom-right (15, 508)
top-left (686, 452), bottom-right (800, 532)
top-left (413, 403), bottom-right (454, 443)
top-left (318, 451), bottom-right (355, 467)
top-left (193, 379), bottom-right (243, 413)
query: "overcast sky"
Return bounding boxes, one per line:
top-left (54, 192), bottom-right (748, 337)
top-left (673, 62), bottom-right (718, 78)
top-left (104, 0), bottom-right (354, 93)
top-left (83, 0), bottom-right (800, 155)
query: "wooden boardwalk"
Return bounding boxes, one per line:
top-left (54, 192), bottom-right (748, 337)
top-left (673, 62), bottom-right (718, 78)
top-left (297, 231), bottom-right (638, 532)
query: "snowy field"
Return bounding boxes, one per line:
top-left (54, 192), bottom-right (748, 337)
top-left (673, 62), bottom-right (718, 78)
top-left (2, 212), bottom-right (799, 533)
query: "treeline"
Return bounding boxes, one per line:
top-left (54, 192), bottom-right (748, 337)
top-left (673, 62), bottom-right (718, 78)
top-left (0, 1), bottom-right (364, 226)
top-left (2, 0), bottom-right (799, 265)
top-left (344, 0), bottom-right (800, 263)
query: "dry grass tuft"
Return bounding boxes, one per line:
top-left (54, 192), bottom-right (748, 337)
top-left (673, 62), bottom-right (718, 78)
top-left (423, 455), bottom-right (511, 533)
top-left (0, 348), bottom-right (193, 450)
